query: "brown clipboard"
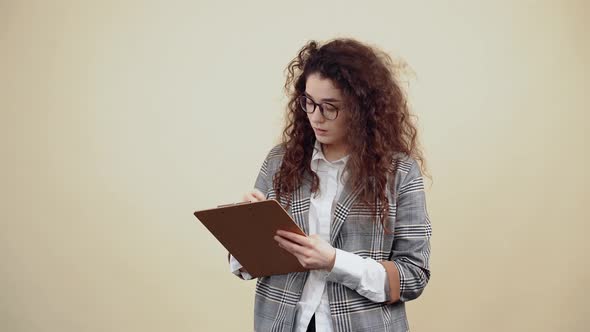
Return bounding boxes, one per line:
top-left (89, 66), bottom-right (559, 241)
top-left (194, 199), bottom-right (307, 277)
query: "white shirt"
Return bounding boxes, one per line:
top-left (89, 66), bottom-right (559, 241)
top-left (230, 140), bottom-right (388, 331)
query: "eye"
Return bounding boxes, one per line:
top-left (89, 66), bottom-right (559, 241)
top-left (323, 103), bottom-right (338, 111)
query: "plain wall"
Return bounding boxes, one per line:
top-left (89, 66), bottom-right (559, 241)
top-left (1, 0), bottom-right (588, 331)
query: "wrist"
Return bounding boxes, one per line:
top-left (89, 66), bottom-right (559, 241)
top-left (327, 248), bottom-right (336, 271)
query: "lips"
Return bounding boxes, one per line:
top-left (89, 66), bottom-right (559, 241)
top-left (313, 127), bottom-right (328, 136)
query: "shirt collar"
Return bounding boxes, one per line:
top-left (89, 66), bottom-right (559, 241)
top-left (311, 139), bottom-right (350, 165)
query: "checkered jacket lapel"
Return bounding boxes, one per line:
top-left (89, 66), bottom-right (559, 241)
top-left (329, 179), bottom-right (363, 245)
top-left (291, 172), bottom-right (312, 235)
top-left (288, 168), bottom-right (363, 246)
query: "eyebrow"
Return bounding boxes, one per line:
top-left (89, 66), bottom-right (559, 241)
top-left (304, 92), bottom-right (341, 103)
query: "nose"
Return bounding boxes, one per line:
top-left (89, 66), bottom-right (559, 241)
top-left (309, 106), bottom-right (326, 123)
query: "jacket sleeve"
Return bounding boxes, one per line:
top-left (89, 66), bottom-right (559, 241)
top-left (390, 159), bottom-right (432, 302)
top-left (253, 147), bottom-right (274, 197)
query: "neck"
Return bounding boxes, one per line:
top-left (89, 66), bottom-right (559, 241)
top-left (321, 142), bottom-right (349, 162)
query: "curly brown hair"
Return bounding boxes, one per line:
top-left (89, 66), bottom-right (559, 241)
top-left (274, 38), bottom-right (427, 225)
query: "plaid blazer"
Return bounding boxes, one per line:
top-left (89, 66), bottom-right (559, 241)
top-left (249, 144), bottom-right (432, 332)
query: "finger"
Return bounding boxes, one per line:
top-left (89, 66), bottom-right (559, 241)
top-left (244, 191), bottom-right (263, 202)
top-left (243, 192), bottom-right (259, 202)
top-left (252, 189), bottom-right (266, 201)
top-left (274, 235), bottom-right (304, 256)
top-left (276, 230), bottom-right (310, 247)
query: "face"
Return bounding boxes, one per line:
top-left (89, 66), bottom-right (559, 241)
top-left (304, 73), bottom-right (349, 148)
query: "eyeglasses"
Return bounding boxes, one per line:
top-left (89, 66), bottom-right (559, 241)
top-left (297, 95), bottom-right (340, 120)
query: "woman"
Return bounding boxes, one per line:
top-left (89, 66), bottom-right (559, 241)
top-left (230, 38), bottom-right (432, 332)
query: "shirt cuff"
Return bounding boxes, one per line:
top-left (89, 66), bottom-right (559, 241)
top-left (326, 249), bottom-right (389, 303)
top-left (326, 249), bottom-right (365, 289)
top-left (229, 254), bottom-right (253, 280)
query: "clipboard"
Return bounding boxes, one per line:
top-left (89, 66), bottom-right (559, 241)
top-left (194, 199), bottom-right (307, 277)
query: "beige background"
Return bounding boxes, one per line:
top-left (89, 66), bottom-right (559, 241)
top-left (1, 0), bottom-right (588, 331)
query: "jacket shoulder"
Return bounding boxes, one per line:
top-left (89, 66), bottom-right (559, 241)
top-left (259, 143), bottom-right (286, 175)
top-left (389, 152), bottom-right (417, 175)
top-left (266, 143), bottom-right (286, 161)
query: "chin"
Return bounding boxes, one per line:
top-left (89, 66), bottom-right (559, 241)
top-left (315, 136), bottom-right (331, 144)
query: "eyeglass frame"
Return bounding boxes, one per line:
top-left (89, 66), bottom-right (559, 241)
top-left (297, 94), bottom-right (342, 120)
